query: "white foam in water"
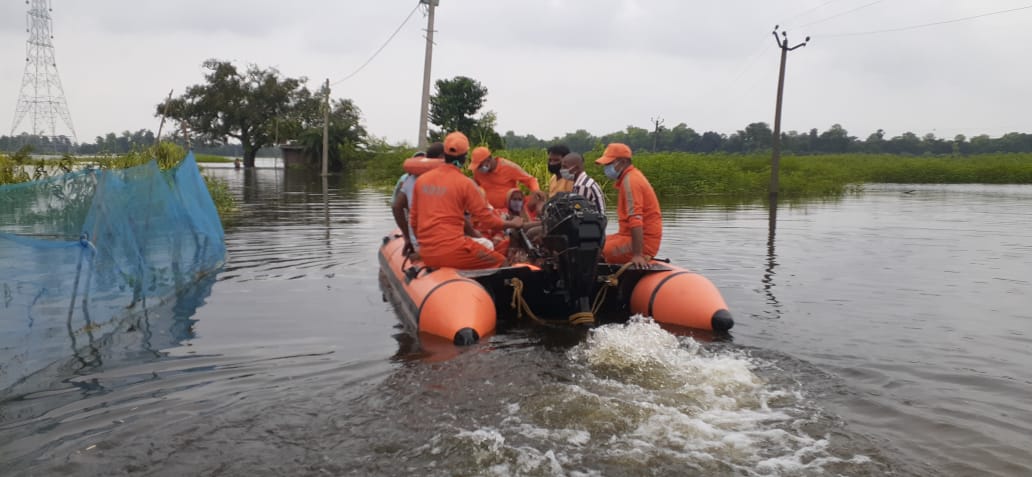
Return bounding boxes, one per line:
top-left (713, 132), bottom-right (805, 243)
top-left (442, 315), bottom-right (873, 475)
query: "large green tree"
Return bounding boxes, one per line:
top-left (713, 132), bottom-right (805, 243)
top-left (428, 76), bottom-right (495, 145)
top-left (157, 59), bottom-right (319, 168)
top-left (297, 94), bottom-right (368, 172)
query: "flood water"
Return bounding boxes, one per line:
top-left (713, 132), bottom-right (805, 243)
top-left (2, 163), bottom-right (1030, 476)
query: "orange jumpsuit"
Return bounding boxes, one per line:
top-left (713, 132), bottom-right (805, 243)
top-left (410, 164), bottom-right (508, 269)
top-left (603, 165), bottom-right (662, 263)
top-left (473, 158), bottom-right (540, 210)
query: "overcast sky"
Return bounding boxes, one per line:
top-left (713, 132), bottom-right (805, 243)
top-left (2, 0), bottom-right (1030, 145)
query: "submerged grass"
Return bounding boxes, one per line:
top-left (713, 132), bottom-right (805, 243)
top-left (1, 143), bottom-right (237, 222)
top-left (105, 143), bottom-right (237, 220)
top-left (360, 149), bottom-right (1032, 200)
top-left (194, 154), bottom-right (233, 163)
top-left (0, 153), bottom-right (28, 185)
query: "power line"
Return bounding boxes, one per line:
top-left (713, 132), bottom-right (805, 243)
top-left (817, 3), bottom-right (1032, 38)
top-left (799, 0), bottom-right (886, 28)
top-left (705, 1), bottom-right (854, 112)
top-left (330, 3), bottom-right (421, 86)
top-left (779, 0), bottom-right (849, 27)
top-left (695, 1), bottom-right (854, 113)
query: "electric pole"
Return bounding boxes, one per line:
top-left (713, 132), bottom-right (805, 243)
top-left (155, 89), bottom-right (174, 146)
top-left (769, 25), bottom-right (808, 202)
top-left (417, 0), bottom-right (438, 149)
top-left (651, 115), bottom-right (664, 152)
top-left (322, 78), bottom-right (330, 177)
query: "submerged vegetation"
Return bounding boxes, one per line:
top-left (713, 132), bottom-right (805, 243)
top-left (359, 148), bottom-right (1032, 199)
top-left (1, 142), bottom-right (236, 221)
top-left (96, 142), bottom-right (237, 220)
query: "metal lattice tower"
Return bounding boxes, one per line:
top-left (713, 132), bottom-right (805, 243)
top-left (10, 0), bottom-right (77, 150)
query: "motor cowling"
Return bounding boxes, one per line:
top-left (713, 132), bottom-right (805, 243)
top-left (539, 193), bottom-right (607, 318)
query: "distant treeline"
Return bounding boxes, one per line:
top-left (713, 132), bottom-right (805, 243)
top-left (504, 123), bottom-right (1032, 156)
top-left (7, 122), bottom-right (1032, 158)
top-left (0, 130), bottom-right (279, 157)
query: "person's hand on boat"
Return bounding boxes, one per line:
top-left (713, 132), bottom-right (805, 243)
top-left (506, 216), bottom-right (524, 230)
top-left (630, 254), bottom-right (650, 270)
top-left (402, 239), bottom-right (415, 257)
top-left (520, 219), bottom-right (539, 230)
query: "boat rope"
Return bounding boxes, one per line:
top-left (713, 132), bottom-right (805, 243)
top-left (568, 311), bottom-right (595, 326)
top-left (507, 259), bottom-right (642, 328)
top-left (590, 260), bottom-right (637, 316)
top-left (507, 277), bottom-right (560, 327)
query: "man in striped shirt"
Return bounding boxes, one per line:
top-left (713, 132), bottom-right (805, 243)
top-left (560, 153), bottom-right (605, 214)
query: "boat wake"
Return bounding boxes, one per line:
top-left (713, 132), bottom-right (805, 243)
top-left (423, 316), bottom-right (882, 476)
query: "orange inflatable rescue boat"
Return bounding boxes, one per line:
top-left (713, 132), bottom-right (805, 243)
top-left (378, 193), bottom-right (733, 345)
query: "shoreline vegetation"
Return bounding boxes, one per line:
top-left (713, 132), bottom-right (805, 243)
top-left (7, 146), bottom-right (1032, 214)
top-left (1, 143), bottom-right (236, 221)
top-left (360, 149), bottom-right (1032, 199)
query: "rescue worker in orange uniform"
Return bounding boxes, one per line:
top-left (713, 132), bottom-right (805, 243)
top-left (391, 142), bottom-right (444, 256)
top-left (410, 132), bottom-right (523, 270)
top-left (594, 143), bottom-right (662, 269)
top-left (469, 146), bottom-right (540, 210)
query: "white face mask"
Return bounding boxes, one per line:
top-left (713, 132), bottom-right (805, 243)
top-left (559, 168), bottom-right (575, 181)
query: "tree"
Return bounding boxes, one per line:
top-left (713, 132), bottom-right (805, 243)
top-left (298, 97), bottom-right (368, 172)
top-left (503, 130), bottom-right (546, 149)
top-left (698, 131), bottom-right (724, 153)
top-left (817, 124), bottom-right (853, 153)
top-left (157, 59), bottom-right (315, 168)
top-left (556, 129), bottom-right (598, 154)
top-left (469, 110), bottom-right (505, 150)
top-left (428, 76), bottom-right (489, 142)
top-left (886, 132), bottom-right (923, 155)
top-left (923, 133), bottom-right (952, 155)
top-left (740, 122), bottom-right (773, 152)
top-left (666, 123), bottom-right (700, 152)
top-left (865, 129), bottom-right (885, 153)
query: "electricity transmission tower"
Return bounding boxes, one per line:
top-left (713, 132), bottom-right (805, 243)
top-left (10, 0), bottom-right (77, 153)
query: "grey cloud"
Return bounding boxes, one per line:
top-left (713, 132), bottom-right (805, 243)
top-left (3, 0), bottom-right (1030, 142)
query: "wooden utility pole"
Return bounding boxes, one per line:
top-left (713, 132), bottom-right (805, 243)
top-left (155, 89), bottom-right (173, 146)
top-left (179, 120), bottom-right (192, 151)
top-left (651, 115), bottom-right (664, 152)
top-left (770, 26), bottom-right (808, 202)
top-left (322, 78), bottom-right (330, 177)
top-left (417, 0), bottom-right (438, 149)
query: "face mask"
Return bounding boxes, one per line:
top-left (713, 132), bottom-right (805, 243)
top-left (604, 163), bottom-right (620, 180)
top-left (509, 200), bottom-right (523, 212)
top-left (547, 163), bottom-right (561, 175)
top-left (479, 164), bottom-right (491, 173)
top-left (560, 168), bottom-right (575, 181)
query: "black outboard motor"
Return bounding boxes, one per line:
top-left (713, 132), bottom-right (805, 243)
top-left (539, 193), bottom-right (607, 324)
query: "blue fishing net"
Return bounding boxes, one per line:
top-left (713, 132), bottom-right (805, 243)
top-left (0, 153), bottom-right (225, 392)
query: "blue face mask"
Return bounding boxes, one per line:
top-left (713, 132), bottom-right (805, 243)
top-left (479, 164), bottom-right (491, 173)
top-left (604, 163), bottom-right (620, 180)
top-left (560, 168), bottom-right (575, 181)
top-left (509, 200), bottom-right (524, 212)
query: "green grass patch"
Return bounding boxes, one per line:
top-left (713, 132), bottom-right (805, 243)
top-left (194, 154), bottom-right (234, 163)
top-left (358, 149), bottom-right (1032, 200)
top-left (2, 143), bottom-right (237, 223)
top-left (0, 153), bottom-right (29, 185)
